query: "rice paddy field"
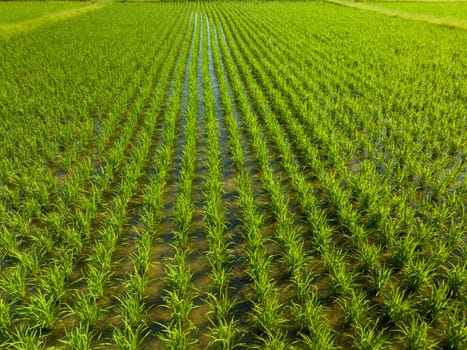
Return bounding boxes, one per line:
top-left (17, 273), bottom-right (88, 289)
top-left (0, 1), bottom-right (466, 349)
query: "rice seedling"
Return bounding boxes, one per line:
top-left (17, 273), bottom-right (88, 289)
top-left (67, 293), bottom-right (103, 328)
top-left (299, 325), bottom-right (336, 350)
top-left (292, 293), bottom-right (324, 331)
top-left (116, 292), bottom-right (146, 327)
top-left (358, 242), bottom-right (382, 272)
top-left (112, 320), bottom-right (149, 350)
top-left (38, 265), bottom-right (66, 302)
top-left (60, 325), bottom-right (96, 350)
top-left (422, 281), bottom-right (450, 321)
top-left (429, 241), bottom-right (451, 267)
top-left (382, 286), bottom-right (413, 325)
top-left (251, 295), bottom-right (285, 336)
top-left (207, 316), bottom-right (242, 350)
top-left (444, 311), bottom-right (467, 350)
top-left (336, 290), bottom-right (369, 326)
top-left (403, 258), bottom-right (435, 293)
top-left (158, 321), bottom-right (198, 350)
top-left (255, 332), bottom-right (290, 350)
top-left (0, 298), bottom-right (11, 334)
top-left (369, 264), bottom-right (393, 295)
top-left (322, 248), bottom-right (346, 273)
top-left (0, 267), bottom-right (28, 299)
top-left (398, 315), bottom-right (437, 350)
top-left (14, 251), bottom-right (40, 276)
top-left (330, 263), bottom-right (355, 297)
top-left (291, 268), bottom-right (314, 301)
top-left (444, 261), bottom-right (466, 298)
top-left (5, 325), bottom-right (44, 350)
top-left (84, 265), bottom-right (109, 300)
top-left (391, 235), bottom-right (419, 270)
top-left (351, 321), bottom-right (388, 350)
top-left (18, 292), bottom-right (59, 331)
top-left (0, 226), bottom-right (20, 259)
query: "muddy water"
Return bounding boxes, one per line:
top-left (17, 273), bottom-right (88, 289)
top-left (212, 24), bottom-right (256, 180)
top-left (188, 11), bottom-right (215, 347)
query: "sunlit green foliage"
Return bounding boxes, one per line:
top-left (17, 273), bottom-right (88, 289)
top-left (0, 1), bottom-right (465, 349)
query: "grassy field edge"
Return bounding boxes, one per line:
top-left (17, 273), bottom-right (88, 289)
top-left (327, 0), bottom-right (467, 30)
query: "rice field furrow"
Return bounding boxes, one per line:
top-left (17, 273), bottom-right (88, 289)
top-left (139, 10), bottom-right (196, 349)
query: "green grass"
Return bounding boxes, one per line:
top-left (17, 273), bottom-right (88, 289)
top-left (368, 1), bottom-right (467, 21)
top-left (0, 1), bottom-right (89, 24)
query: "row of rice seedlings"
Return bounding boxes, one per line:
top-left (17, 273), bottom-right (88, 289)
top-left (158, 9), bottom-right (201, 349)
top-left (214, 8), bottom-right (354, 348)
top-left (236, 2), bottom-right (463, 228)
top-left (222, 5), bottom-right (376, 343)
top-left (243, 17), bottom-right (466, 334)
top-left (252, 8), bottom-right (467, 334)
top-left (209, 17), bottom-right (257, 348)
top-left (200, 13), bottom-right (240, 349)
top-left (212, 2), bottom-right (315, 306)
top-left (62, 21), bottom-right (186, 348)
top-left (221, 4), bottom-right (466, 348)
top-left (0, 7), bottom-right (185, 322)
top-left (0, 6), bottom-right (177, 231)
top-left (210, 8), bottom-right (297, 349)
top-left (220, 5), bottom-right (410, 347)
top-left (230, 0), bottom-right (464, 282)
top-left (256, 3), bottom-right (462, 254)
top-left (0, 11), bottom-right (190, 349)
top-left (109, 9), bottom-right (196, 350)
